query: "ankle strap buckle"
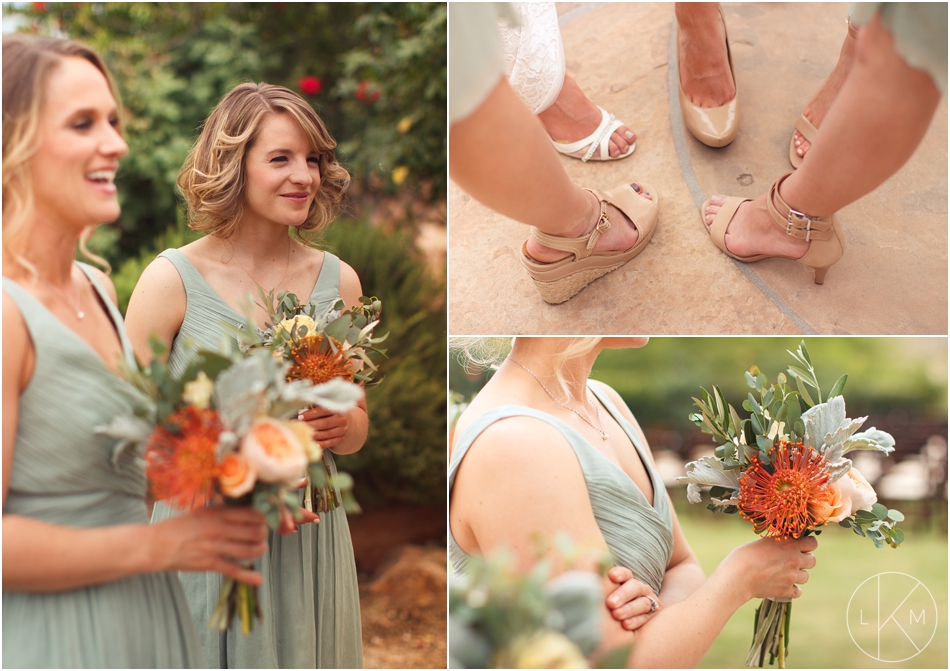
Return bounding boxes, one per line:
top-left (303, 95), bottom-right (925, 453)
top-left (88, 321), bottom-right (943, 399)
top-left (786, 207), bottom-right (814, 242)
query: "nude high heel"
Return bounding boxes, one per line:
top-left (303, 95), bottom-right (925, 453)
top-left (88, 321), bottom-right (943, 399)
top-left (702, 173), bottom-right (845, 285)
top-left (678, 5), bottom-right (739, 148)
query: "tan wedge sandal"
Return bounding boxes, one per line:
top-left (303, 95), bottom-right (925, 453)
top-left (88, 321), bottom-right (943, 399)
top-left (789, 16), bottom-right (860, 168)
top-left (702, 173), bottom-right (844, 285)
top-left (521, 182), bottom-right (659, 304)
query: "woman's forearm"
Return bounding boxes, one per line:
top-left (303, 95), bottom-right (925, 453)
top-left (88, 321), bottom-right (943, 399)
top-left (328, 405), bottom-right (368, 455)
top-left (625, 564), bottom-right (752, 668)
top-left (2, 514), bottom-right (156, 592)
top-left (657, 556), bottom-right (706, 607)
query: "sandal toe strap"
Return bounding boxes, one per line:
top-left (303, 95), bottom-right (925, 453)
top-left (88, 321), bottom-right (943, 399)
top-left (581, 109), bottom-right (622, 162)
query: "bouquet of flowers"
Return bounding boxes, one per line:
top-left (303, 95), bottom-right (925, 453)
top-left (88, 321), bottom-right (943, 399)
top-left (230, 289), bottom-right (388, 513)
top-left (678, 342), bottom-right (903, 668)
top-left (96, 341), bottom-right (363, 634)
top-left (450, 538), bottom-right (628, 669)
top-left (238, 288), bottom-right (388, 387)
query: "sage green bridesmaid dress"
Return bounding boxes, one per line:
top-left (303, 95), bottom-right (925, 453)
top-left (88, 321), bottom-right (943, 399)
top-left (449, 381), bottom-right (674, 594)
top-left (1, 264), bottom-right (205, 668)
top-left (150, 248), bottom-right (363, 669)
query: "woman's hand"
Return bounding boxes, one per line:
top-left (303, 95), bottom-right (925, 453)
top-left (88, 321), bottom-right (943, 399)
top-left (150, 506), bottom-right (269, 584)
top-left (298, 406), bottom-right (348, 448)
top-left (605, 566), bottom-right (662, 631)
top-left (721, 536), bottom-right (818, 601)
top-left (276, 479), bottom-right (321, 535)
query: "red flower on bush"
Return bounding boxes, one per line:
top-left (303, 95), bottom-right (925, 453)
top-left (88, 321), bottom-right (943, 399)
top-left (355, 80), bottom-right (380, 103)
top-left (298, 76), bottom-right (322, 97)
top-left (32, 2), bottom-right (46, 10)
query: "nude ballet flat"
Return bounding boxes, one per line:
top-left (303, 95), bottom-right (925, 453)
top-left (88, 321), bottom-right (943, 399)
top-left (702, 173), bottom-right (845, 285)
top-left (678, 6), bottom-right (739, 148)
top-left (521, 182), bottom-right (659, 304)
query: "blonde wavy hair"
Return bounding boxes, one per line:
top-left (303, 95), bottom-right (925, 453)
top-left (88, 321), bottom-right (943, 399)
top-left (451, 337), bottom-right (602, 399)
top-left (2, 34), bottom-right (121, 274)
top-left (178, 82), bottom-right (350, 239)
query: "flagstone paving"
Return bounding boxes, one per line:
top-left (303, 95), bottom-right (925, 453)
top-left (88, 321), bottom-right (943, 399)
top-left (448, 2), bottom-right (948, 335)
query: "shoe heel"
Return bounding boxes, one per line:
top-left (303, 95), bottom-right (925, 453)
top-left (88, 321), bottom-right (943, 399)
top-left (811, 265), bottom-right (830, 285)
top-left (530, 267), bottom-right (615, 305)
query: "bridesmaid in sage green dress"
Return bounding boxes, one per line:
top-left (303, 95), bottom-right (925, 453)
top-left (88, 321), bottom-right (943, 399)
top-left (450, 337), bottom-right (821, 667)
top-left (2, 35), bottom-right (268, 668)
top-left (126, 82), bottom-right (365, 668)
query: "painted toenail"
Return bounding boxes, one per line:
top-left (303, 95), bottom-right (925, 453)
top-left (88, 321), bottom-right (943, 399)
top-left (625, 131), bottom-right (635, 141)
top-left (632, 183), bottom-right (641, 193)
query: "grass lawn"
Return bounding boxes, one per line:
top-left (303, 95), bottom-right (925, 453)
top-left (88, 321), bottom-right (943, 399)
top-left (673, 493), bottom-right (948, 669)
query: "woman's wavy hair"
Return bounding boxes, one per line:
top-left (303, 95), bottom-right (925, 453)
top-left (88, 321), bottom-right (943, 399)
top-left (452, 337), bottom-right (603, 400)
top-left (2, 34), bottom-right (121, 273)
top-left (178, 82), bottom-right (350, 239)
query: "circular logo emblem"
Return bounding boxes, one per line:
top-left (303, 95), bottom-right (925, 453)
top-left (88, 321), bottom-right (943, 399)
top-left (846, 572), bottom-right (938, 662)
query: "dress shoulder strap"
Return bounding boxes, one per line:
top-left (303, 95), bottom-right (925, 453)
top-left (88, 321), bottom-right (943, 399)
top-left (309, 251), bottom-right (341, 313)
top-left (157, 249), bottom-right (205, 292)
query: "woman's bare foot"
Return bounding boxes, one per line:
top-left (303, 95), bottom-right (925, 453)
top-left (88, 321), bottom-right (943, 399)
top-left (703, 194), bottom-right (808, 259)
top-left (538, 75), bottom-right (636, 159)
top-left (793, 27), bottom-right (858, 160)
top-left (525, 184), bottom-right (651, 263)
top-left (676, 3), bottom-right (736, 107)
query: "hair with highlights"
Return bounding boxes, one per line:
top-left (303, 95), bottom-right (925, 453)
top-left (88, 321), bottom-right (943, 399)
top-left (2, 34), bottom-right (121, 273)
top-left (178, 82), bottom-right (350, 239)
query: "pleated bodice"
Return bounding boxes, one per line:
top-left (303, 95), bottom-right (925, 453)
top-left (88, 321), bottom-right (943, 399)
top-left (151, 247), bottom-right (363, 669)
top-left (449, 382), bottom-right (674, 594)
top-left (2, 264), bottom-right (204, 668)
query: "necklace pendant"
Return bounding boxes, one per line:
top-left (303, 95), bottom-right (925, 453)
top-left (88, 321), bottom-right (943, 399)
top-left (77, 311), bottom-right (85, 319)
top-left (602, 433), bottom-right (609, 441)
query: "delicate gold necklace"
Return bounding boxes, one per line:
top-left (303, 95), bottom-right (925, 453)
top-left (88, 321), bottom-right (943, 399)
top-left (39, 269), bottom-right (84, 319)
top-left (508, 357), bottom-right (608, 440)
top-left (221, 237), bottom-right (292, 293)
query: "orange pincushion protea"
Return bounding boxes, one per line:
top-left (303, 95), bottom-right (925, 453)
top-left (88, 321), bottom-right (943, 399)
top-left (738, 441), bottom-right (831, 540)
top-left (146, 406), bottom-right (224, 510)
top-left (286, 334), bottom-right (354, 385)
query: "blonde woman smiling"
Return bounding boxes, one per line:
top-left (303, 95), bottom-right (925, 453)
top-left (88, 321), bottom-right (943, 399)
top-left (2, 35), bottom-right (267, 668)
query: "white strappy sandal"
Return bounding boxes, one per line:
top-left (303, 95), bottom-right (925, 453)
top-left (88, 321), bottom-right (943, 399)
top-left (550, 106), bottom-right (636, 162)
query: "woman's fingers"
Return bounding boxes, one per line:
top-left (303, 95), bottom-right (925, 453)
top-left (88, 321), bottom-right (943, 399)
top-left (216, 560), bottom-right (264, 586)
top-left (298, 509), bottom-right (320, 525)
top-left (607, 565), bottom-right (633, 585)
top-left (799, 551), bottom-right (817, 570)
top-left (611, 594), bottom-right (659, 621)
top-left (606, 574), bottom-right (655, 610)
top-left (797, 536), bottom-right (818, 552)
top-left (217, 538), bottom-right (269, 561)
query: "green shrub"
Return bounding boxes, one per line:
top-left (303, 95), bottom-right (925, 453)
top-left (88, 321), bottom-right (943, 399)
top-left (320, 220), bottom-right (447, 509)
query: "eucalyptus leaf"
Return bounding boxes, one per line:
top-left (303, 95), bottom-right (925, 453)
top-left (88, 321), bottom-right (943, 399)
top-left (887, 509), bottom-right (905, 522)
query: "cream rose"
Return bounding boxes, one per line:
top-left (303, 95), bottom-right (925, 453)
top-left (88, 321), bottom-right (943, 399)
top-left (219, 452), bottom-right (257, 497)
top-left (286, 419), bottom-right (323, 463)
top-left (240, 417), bottom-right (308, 485)
top-left (279, 314), bottom-right (316, 339)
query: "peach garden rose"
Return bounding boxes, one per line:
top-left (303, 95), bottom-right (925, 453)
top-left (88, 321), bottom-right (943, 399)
top-left (241, 417), bottom-right (308, 486)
